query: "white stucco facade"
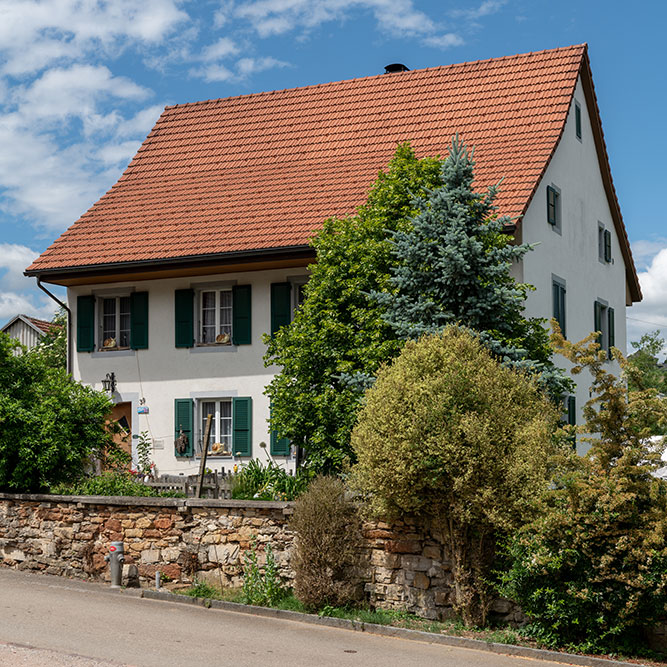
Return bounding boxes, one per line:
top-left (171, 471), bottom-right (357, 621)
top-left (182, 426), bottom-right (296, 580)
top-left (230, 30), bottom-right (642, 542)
top-left (69, 266), bottom-right (309, 475)
top-left (67, 75), bottom-right (636, 466)
top-left (511, 77), bottom-right (630, 452)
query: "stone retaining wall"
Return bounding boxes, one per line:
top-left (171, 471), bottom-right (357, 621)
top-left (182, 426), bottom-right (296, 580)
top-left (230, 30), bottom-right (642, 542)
top-left (0, 493), bottom-right (515, 624)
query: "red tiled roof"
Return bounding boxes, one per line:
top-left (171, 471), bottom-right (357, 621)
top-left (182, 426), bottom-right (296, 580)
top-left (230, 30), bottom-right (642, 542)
top-left (25, 316), bottom-right (54, 333)
top-left (25, 44), bottom-right (639, 299)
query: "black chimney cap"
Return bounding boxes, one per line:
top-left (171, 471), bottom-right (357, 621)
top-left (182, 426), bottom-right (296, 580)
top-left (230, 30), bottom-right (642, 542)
top-left (384, 63), bottom-right (410, 74)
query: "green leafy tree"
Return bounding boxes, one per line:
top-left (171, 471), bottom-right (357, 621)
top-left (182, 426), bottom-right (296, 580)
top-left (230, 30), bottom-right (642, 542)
top-left (627, 330), bottom-right (667, 396)
top-left (32, 308), bottom-right (67, 370)
top-left (0, 332), bottom-right (117, 492)
top-left (498, 331), bottom-right (667, 653)
top-left (379, 136), bottom-right (570, 399)
top-left (264, 144), bottom-right (444, 472)
top-left (350, 326), bottom-right (564, 627)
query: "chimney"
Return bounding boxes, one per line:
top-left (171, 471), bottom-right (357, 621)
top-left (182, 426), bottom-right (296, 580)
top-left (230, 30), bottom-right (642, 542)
top-left (384, 63), bottom-right (410, 74)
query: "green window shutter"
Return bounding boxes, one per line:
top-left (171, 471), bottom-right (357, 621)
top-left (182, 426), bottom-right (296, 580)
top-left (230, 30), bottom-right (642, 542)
top-left (76, 295), bottom-right (95, 352)
top-left (130, 291), bottom-right (149, 350)
top-left (547, 186), bottom-right (557, 225)
top-left (594, 301), bottom-right (602, 346)
top-left (174, 399), bottom-right (194, 457)
top-left (269, 405), bottom-right (290, 456)
top-left (175, 289), bottom-right (194, 348)
top-left (232, 285), bottom-right (252, 345)
top-left (552, 282), bottom-right (565, 337)
top-left (604, 229), bottom-right (612, 262)
top-left (270, 282), bottom-right (292, 335)
top-left (567, 395), bottom-right (576, 426)
top-left (233, 397), bottom-right (252, 457)
top-left (608, 307), bottom-right (615, 350)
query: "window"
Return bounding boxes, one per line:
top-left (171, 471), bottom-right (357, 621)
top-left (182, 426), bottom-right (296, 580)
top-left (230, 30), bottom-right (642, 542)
top-left (598, 224), bottom-right (612, 263)
top-left (200, 289), bottom-right (232, 344)
top-left (76, 292), bottom-right (148, 352)
top-left (594, 300), bottom-right (615, 354)
top-left (174, 396), bottom-right (252, 458)
top-left (101, 296), bottom-right (131, 348)
top-left (552, 277), bottom-right (566, 337)
top-left (546, 185), bottom-right (561, 232)
top-left (574, 100), bottom-right (582, 141)
top-left (200, 399), bottom-right (232, 456)
top-left (174, 285), bottom-right (251, 348)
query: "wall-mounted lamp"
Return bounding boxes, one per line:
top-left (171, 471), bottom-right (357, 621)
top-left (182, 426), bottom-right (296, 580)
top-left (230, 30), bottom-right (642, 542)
top-left (102, 372), bottom-right (117, 393)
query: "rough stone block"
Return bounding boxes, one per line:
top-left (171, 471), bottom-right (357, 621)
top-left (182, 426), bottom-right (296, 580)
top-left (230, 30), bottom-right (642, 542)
top-left (141, 549), bottom-right (160, 564)
top-left (385, 540), bottom-right (421, 554)
top-left (401, 555), bottom-right (431, 572)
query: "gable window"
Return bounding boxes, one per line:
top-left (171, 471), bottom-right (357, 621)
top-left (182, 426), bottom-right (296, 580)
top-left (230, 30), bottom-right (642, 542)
top-left (76, 292), bottom-right (148, 352)
top-left (574, 100), bottom-right (582, 141)
top-left (552, 277), bottom-right (566, 337)
top-left (594, 300), bottom-right (615, 354)
top-left (598, 223), bottom-right (612, 263)
top-left (546, 184), bottom-right (561, 232)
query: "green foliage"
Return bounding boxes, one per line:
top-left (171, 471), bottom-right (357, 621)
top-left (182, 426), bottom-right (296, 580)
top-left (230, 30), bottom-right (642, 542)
top-left (350, 326), bottom-right (564, 626)
top-left (183, 580), bottom-right (221, 599)
top-left (380, 136), bottom-right (570, 400)
top-left (230, 459), bottom-right (311, 500)
top-left (290, 476), bottom-right (363, 611)
top-left (627, 330), bottom-right (667, 399)
top-left (242, 539), bottom-right (287, 607)
top-left (264, 143), bottom-right (445, 473)
top-left (0, 331), bottom-right (118, 492)
top-left (52, 471), bottom-right (184, 497)
top-left (135, 431), bottom-right (155, 478)
top-left (32, 308), bottom-right (67, 370)
top-left (497, 331), bottom-right (667, 653)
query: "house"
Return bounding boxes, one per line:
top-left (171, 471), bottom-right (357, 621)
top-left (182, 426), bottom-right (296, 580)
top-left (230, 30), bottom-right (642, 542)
top-left (1, 314), bottom-right (54, 353)
top-left (25, 44), bottom-right (641, 470)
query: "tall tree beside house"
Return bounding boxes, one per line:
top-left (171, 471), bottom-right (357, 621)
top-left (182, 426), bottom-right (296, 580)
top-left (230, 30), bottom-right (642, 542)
top-left (0, 332), bottom-right (117, 492)
top-left (264, 144), bottom-right (445, 473)
top-left (379, 136), bottom-right (570, 399)
top-left (32, 307), bottom-right (67, 370)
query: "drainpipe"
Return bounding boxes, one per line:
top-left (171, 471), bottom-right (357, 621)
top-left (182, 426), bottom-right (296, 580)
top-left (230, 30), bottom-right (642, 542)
top-left (37, 278), bottom-right (72, 375)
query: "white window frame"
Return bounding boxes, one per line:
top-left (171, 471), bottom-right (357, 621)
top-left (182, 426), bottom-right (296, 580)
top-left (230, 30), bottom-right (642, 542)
top-left (95, 291), bottom-right (133, 351)
top-left (194, 281), bottom-right (235, 346)
top-left (290, 276), bottom-right (308, 318)
top-left (197, 398), bottom-right (233, 457)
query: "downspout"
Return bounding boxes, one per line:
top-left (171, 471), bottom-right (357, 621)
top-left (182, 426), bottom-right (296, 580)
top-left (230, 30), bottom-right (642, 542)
top-left (37, 278), bottom-right (72, 375)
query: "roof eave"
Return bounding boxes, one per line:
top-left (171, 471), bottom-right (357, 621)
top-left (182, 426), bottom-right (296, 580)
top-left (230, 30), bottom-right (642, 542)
top-left (25, 244), bottom-right (315, 285)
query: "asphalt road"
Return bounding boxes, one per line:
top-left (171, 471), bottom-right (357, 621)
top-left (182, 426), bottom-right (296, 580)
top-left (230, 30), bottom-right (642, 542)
top-left (0, 568), bottom-right (572, 667)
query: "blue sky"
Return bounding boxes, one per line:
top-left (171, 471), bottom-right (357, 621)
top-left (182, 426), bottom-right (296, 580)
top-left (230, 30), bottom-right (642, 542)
top-left (1, 0), bottom-right (665, 350)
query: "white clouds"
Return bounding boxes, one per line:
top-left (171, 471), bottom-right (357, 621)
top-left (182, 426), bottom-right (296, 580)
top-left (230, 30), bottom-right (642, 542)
top-left (627, 246), bottom-right (667, 346)
top-left (232, 0), bottom-right (462, 47)
top-left (0, 243), bottom-right (57, 323)
top-left (201, 37), bottom-right (240, 62)
top-left (237, 56), bottom-right (289, 77)
top-left (0, 0), bottom-right (189, 77)
top-left (450, 0), bottom-right (507, 21)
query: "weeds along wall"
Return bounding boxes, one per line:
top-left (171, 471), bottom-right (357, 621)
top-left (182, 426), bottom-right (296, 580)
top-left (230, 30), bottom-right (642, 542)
top-left (0, 493), bottom-right (520, 624)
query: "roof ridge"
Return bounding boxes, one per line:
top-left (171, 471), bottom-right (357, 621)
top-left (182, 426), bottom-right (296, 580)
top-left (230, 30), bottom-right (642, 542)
top-left (163, 44), bottom-right (587, 113)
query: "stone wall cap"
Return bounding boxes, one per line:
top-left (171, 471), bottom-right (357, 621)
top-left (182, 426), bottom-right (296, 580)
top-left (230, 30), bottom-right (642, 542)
top-left (0, 492), bottom-right (294, 510)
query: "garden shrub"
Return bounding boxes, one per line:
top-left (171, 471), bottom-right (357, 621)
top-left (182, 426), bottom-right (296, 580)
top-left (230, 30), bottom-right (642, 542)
top-left (290, 476), bottom-right (363, 610)
top-left (350, 326), bottom-right (565, 627)
top-left (231, 459), bottom-right (310, 501)
top-left (52, 471), bottom-right (184, 497)
top-left (497, 331), bottom-right (667, 653)
top-left (242, 539), bottom-right (286, 607)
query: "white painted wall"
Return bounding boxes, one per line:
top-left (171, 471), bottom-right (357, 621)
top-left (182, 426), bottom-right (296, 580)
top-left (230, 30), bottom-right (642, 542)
top-left (2, 319), bottom-right (43, 351)
top-left (69, 266), bottom-right (309, 476)
top-left (513, 76), bottom-right (630, 452)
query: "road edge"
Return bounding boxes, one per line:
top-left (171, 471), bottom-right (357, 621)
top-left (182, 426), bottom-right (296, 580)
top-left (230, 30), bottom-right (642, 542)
top-left (140, 589), bottom-right (646, 667)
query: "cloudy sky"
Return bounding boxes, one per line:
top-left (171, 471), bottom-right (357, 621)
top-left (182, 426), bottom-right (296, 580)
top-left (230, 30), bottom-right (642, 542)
top-left (1, 0), bottom-right (665, 353)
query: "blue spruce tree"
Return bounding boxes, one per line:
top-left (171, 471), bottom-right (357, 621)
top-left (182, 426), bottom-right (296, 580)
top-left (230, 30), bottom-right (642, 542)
top-left (381, 136), bottom-right (570, 398)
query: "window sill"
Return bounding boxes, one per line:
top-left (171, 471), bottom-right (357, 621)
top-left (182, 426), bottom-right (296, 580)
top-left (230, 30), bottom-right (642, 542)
top-left (190, 344), bottom-right (237, 354)
top-left (91, 348), bottom-right (135, 358)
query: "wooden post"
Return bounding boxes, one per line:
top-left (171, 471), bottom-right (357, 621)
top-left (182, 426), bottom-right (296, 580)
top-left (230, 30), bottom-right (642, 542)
top-left (196, 414), bottom-right (213, 499)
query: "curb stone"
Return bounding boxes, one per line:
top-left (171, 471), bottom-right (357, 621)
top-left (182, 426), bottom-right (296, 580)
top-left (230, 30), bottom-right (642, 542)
top-left (140, 590), bottom-right (647, 667)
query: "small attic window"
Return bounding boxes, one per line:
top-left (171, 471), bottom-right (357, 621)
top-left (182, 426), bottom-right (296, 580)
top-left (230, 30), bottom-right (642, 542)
top-left (575, 100), bottom-right (582, 141)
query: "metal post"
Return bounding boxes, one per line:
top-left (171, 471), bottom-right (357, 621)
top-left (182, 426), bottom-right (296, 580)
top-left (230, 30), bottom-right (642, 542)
top-left (104, 541), bottom-right (125, 588)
